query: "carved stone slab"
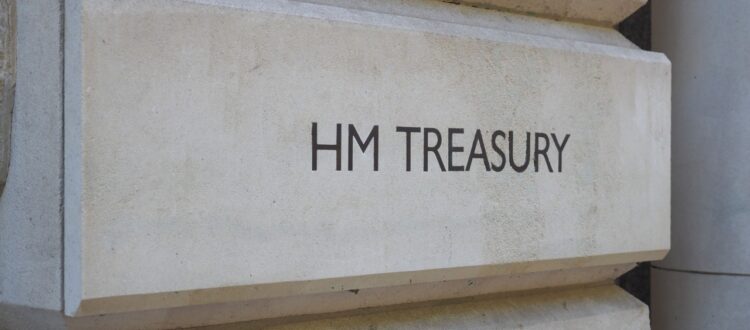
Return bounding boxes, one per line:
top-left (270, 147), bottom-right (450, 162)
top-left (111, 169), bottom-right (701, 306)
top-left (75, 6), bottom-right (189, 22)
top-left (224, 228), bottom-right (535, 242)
top-left (62, 0), bottom-right (670, 317)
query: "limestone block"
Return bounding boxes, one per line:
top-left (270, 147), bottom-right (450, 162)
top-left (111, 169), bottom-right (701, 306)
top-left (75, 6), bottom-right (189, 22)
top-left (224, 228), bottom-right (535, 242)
top-left (61, 0), bottom-right (670, 318)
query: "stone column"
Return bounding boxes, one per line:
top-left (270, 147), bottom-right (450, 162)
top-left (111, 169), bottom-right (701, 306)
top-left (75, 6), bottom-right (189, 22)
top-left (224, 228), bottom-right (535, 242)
top-left (651, 1), bottom-right (750, 329)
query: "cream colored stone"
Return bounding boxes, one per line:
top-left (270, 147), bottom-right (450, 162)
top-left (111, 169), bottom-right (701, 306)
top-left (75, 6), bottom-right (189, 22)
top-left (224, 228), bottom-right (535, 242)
top-left (74, 263), bottom-right (636, 318)
top-left (297, 0), bottom-right (639, 48)
top-left (442, 0), bottom-right (647, 26)
top-left (224, 285), bottom-right (650, 330)
top-left (0, 284), bottom-right (650, 329)
top-left (1, 265), bottom-right (634, 329)
top-left (61, 0), bottom-right (670, 317)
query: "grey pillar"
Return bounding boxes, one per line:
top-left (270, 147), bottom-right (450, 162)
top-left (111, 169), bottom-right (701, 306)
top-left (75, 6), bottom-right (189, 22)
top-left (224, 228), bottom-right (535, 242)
top-left (652, 1), bottom-right (750, 329)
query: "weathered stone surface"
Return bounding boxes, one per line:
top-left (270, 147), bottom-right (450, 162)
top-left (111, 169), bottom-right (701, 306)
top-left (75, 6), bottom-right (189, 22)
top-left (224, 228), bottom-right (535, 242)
top-left (61, 0), bottom-right (670, 317)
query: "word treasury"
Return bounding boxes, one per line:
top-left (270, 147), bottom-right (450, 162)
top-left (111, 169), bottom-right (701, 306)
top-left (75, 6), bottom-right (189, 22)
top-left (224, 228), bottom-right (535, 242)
top-left (311, 123), bottom-right (571, 173)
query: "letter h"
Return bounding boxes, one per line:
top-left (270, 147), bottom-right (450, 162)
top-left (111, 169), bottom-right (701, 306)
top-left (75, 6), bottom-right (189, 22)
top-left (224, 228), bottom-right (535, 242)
top-left (311, 122), bottom-right (342, 171)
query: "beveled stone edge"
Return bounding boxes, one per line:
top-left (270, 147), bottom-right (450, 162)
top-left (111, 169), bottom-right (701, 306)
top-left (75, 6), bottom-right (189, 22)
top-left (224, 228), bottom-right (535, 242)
top-left (68, 250), bottom-right (666, 316)
top-left (242, 284), bottom-right (648, 330)
top-left (174, 0), bottom-right (646, 50)
top-left (3, 282), bottom-right (646, 330)
top-left (442, 0), bottom-right (647, 26)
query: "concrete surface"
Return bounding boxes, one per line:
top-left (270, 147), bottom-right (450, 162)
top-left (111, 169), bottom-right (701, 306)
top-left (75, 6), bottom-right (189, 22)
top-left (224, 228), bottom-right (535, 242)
top-left (62, 0), bottom-right (669, 317)
top-left (0, 0), bottom-right (63, 311)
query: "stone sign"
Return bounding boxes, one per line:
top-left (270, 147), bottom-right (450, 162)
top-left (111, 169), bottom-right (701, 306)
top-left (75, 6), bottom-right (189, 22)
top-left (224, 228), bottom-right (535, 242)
top-left (56, 0), bottom-right (670, 323)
